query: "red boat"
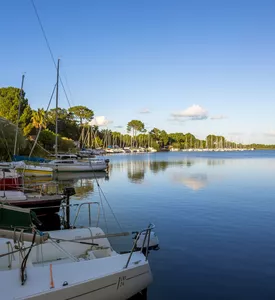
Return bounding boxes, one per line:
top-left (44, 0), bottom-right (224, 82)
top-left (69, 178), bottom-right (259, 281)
top-left (0, 168), bottom-right (22, 190)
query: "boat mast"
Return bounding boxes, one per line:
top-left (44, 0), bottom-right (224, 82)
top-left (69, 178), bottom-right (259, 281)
top-left (55, 59), bottom-right (60, 158)
top-left (13, 74), bottom-right (25, 156)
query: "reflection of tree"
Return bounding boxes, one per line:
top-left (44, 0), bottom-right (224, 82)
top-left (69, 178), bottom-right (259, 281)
top-left (26, 177), bottom-right (95, 200)
top-left (127, 170), bottom-right (145, 184)
top-left (149, 161), bottom-right (169, 173)
top-left (149, 159), bottom-right (194, 173)
top-left (127, 161), bottom-right (146, 184)
top-left (74, 180), bottom-right (94, 200)
top-left (207, 159), bottom-right (225, 166)
top-left (185, 160), bottom-right (194, 167)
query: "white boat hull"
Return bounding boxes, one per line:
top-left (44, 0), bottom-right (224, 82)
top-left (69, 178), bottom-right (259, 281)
top-left (0, 227), bottom-right (153, 300)
top-left (1, 255), bottom-right (152, 300)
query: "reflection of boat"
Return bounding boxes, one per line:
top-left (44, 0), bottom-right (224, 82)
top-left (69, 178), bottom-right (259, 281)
top-left (53, 171), bottom-right (109, 181)
top-left (173, 173), bottom-right (208, 190)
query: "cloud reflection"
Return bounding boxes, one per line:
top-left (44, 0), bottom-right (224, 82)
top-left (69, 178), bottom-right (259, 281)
top-left (172, 173), bottom-right (208, 190)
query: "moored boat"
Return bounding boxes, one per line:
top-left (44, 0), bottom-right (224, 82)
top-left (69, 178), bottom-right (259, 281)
top-left (44, 157), bottom-right (109, 172)
top-left (14, 161), bottom-right (53, 177)
top-left (0, 190), bottom-right (66, 216)
top-left (0, 168), bottom-right (22, 190)
top-left (0, 201), bottom-right (159, 299)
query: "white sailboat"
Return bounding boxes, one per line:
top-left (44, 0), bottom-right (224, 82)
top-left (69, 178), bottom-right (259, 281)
top-left (44, 157), bottom-right (108, 172)
top-left (44, 60), bottom-right (108, 172)
top-left (10, 75), bottom-right (54, 178)
top-left (0, 203), bottom-right (159, 299)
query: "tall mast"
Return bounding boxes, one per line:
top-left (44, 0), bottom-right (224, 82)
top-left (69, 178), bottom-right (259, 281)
top-left (55, 59), bottom-right (60, 158)
top-left (13, 74), bottom-right (25, 156)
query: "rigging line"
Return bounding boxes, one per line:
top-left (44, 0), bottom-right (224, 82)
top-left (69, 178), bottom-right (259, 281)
top-left (30, 0), bottom-right (71, 108)
top-left (98, 183), bottom-right (108, 234)
top-left (29, 84), bottom-right (56, 157)
top-left (94, 177), bottom-right (123, 233)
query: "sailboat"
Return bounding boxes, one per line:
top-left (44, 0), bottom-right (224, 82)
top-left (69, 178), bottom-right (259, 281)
top-left (11, 74), bottom-right (54, 178)
top-left (43, 60), bottom-right (108, 172)
top-left (0, 197), bottom-right (159, 299)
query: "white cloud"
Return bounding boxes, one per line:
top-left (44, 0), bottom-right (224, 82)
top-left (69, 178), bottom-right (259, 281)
top-left (264, 130), bottom-right (275, 137)
top-left (172, 105), bottom-right (208, 120)
top-left (228, 132), bottom-right (244, 136)
top-left (210, 115), bottom-right (227, 120)
top-left (114, 125), bottom-right (124, 129)
top-left (139, 108), bottom-right (151, 114)
top-left (89, 116), bottom-right (113, 127)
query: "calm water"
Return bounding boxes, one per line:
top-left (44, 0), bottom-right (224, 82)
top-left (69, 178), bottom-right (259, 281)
top-left (59, 151), bottom-right (275, 300)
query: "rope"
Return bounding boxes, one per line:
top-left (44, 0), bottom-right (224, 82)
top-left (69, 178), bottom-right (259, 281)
top-left (98, 186), bottom-right (108, 234)
top-left (30, 0), bottom-right (72, 108)
top-left (20, 231), bottom-right (36, 285)
top-left (29, 83), bottom-right (56, 157)
top-left (35, 142), bottom-right (52, 155)
top-left (93, 175), bottom-right (123, 233)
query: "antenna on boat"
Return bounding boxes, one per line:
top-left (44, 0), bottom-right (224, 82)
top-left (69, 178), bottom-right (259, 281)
top-left (55, 59), bottom-right (60, 158)
top-left (14, 74), bottom-right (25, 156)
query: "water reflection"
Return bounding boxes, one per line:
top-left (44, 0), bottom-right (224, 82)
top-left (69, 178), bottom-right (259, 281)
top-left (172, 173), bottom-right (208, 190)
top-left (23, 172), bottom-right (109, 201)
top-left (207, 159), bottom-right (225, 166)
top-left (127, 161), bottom-right (146, 184)
top-left (53, 172), bottom-right (109, 182)
top-left (149, 161), bottom-right (169, 173)
top-left (112, 159), bottom-right (196, 174)
top-left (54, 172), bottom-right (109, 200)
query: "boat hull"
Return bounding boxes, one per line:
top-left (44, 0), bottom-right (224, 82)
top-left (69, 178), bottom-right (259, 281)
top-left (0, 176), bottom-right (22, 190)
top-left (0, 254), bottom-right (152, 300)
top-left (0, 227), bottom-right (154, 300)
top-left (8, 196), bottom-right (63, 216)
top-left (0, 191), bottom-right (64, 216)
top-left (17, 168), bottom-right (53, 177)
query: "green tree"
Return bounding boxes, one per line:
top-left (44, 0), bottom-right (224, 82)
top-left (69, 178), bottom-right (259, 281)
top-left (20, 104), bottom-right (33, 135)
top-left (159, 130), bottom-right (169, 147)
top-left (46, 108), bottom-right (79, 141)
top-left (39, 129), bottom-right (56, 150)
top-left (32, 108), bottom-right (47, 130)
top-left (150, 128), bottom-right (161, 142)
top-left (0, 117), bottom-right (26, 160)
top-left (68, 106), bottom-right (94, 125)
top-left (122, 134), bottom-right (131, 147)
top-left (127, 120), bottom-right (145, 146)
top-left (0, 87), bottom-right (33, 135)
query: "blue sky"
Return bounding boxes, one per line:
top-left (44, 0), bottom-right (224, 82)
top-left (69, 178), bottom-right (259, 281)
top-left (1, 0), bottom-right (275, 143)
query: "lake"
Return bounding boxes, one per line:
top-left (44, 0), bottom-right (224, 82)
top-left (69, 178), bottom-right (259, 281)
top-left (61, 151), bottom-right (275, 300)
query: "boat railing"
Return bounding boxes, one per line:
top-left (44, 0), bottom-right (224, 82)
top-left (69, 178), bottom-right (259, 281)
top-left (124, 223), bottom-right (155, 268)
top-left (72, 202), bottom-right (100, 228)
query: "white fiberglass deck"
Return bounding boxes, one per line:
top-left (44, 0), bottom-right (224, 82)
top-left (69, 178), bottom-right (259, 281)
top-left (0, 252), bottom-right (151, 300)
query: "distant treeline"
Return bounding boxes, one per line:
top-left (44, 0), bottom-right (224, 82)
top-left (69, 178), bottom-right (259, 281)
top-left (0, 87), bottom-right (274, 159)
